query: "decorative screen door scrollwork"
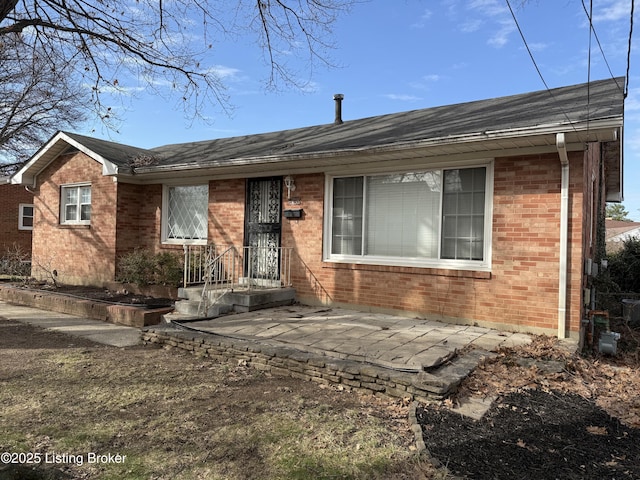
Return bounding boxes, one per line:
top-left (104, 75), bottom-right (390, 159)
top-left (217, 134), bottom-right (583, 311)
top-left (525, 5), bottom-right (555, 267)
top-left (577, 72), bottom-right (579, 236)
top-left (244, 177), bottom-right (282, 280)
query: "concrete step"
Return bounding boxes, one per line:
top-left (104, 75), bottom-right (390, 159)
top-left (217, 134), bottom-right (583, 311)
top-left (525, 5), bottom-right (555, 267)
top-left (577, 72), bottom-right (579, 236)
top-left (174, 299), bottom-right (233, 317)
top-left (177, 286), bottom-right (296, 314)
top-left (224, 287), bottom-right (296, 312)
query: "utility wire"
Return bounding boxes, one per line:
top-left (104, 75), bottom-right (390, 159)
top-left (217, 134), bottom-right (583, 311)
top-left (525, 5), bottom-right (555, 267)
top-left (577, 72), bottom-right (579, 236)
top-left (505, 0), bottom-right (578, 131)
top-left (625, 0), bottom-right (635, 98)
top-left (505, 0), bottom-right (551, 92)
top-left (580, 0), bottom-right (623, 94)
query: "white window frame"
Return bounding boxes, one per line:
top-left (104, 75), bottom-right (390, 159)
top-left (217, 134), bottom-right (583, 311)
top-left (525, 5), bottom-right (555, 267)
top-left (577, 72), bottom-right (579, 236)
top-left (60, 183), bottom-right (91, 225)
top-left (161, 184), bottom-right (209, 245)
top-left (323, 161), bottom-right (494, 271)
top-left (18, 203), bottom-right (34, 231)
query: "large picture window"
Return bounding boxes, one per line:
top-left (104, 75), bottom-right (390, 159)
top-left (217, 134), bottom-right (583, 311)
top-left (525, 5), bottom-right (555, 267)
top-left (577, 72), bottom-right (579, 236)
top-left (61, 184), bottom-right (91, 225)
top-left (162, 184), bottom-right (208, 244)
top-left (325, 164), bottom-right (492, 270)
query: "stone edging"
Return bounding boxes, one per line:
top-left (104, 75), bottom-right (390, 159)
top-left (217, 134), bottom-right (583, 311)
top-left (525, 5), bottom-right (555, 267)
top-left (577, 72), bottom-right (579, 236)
top-left (142, 325), bottom-right (493, 402)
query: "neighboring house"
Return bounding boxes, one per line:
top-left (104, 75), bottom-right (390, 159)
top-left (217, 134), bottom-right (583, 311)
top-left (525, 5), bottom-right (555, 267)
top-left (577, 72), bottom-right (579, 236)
top-left (606, 219), bottom-right (640, 253)
top-left (11, 77), bottom-right (625, 339)
top-left (0, 176), bottom-right (33, 257)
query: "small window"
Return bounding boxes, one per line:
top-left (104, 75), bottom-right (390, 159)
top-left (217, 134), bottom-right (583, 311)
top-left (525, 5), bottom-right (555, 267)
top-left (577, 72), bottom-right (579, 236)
top-left (19, 204), bottom-right (34, 230)
top-left (61, 184), bottom-right (91, 225)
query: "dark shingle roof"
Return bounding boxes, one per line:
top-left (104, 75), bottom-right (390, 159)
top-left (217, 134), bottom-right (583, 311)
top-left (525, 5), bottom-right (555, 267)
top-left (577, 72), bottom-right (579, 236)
top-left (63, 132), bottom-right (161, 169)
top-left (146, 77), bottom-right (624, 169)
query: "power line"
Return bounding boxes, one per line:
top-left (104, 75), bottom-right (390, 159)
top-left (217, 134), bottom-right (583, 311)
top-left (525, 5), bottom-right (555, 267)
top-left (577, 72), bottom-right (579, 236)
top-left (626, 0), bottom-right (635, 98)
top-left (580, 0), bottom-right (623, 94)
top-left (505, 0), bottom-right (578, 132)
top-left (505, 0), bottom-right (551, 92)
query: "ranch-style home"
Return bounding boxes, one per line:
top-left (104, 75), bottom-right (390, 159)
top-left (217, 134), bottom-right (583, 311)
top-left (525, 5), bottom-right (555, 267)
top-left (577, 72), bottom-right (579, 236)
top-left (11, 77), bottom-right (625, 339)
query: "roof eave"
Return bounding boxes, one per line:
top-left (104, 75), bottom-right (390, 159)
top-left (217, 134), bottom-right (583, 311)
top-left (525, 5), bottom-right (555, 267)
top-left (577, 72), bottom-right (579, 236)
top-left (123, 118), bottom-right (622, 181)
top-left (11, 131), bottom-right (120, 186)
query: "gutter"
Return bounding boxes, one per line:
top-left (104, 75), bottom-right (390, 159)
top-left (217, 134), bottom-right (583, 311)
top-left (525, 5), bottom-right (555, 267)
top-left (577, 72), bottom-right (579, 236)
top-left (556, 133), bottom-right (569, 339)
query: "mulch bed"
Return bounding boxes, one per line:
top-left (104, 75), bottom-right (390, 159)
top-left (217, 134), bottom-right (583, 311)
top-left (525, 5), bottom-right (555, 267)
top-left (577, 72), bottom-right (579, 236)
top-left (28, 284), bottom-right (174, 308)
top-left (416, 388), bottom-right (640, 479)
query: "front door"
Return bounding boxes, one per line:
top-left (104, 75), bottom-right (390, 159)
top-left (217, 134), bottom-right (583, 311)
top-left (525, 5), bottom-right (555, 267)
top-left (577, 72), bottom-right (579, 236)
top-left (244, 177), bottom-right (282, 282)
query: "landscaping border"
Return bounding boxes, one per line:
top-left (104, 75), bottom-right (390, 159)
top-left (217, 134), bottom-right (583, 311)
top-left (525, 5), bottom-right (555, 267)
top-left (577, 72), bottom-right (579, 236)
top-left (142, 324), bottom-right (493, 402)
top-left (0, 285), bottom-right (172, 327)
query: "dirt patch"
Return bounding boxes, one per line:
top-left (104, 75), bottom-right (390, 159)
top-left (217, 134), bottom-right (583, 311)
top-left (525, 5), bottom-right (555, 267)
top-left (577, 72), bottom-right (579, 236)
top-left (417, 332), bottom-right (640, 479)
top-left (0, 317), bottom-right (436, 480)
top-left (13, 283), bottom-right (174, 308)
top-left (418, 389), bottom-right (640, 479)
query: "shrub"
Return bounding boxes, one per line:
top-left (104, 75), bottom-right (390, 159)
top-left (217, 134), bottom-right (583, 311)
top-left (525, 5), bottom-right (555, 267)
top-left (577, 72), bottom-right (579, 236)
top-left (117, 249), bottom-right (183, 286)
top-left (607, 238), bottom-right (640, 293)
top-left (154, 252), bottom-right (183, 286)
top-left (0, 244), bottom-right (31, 280)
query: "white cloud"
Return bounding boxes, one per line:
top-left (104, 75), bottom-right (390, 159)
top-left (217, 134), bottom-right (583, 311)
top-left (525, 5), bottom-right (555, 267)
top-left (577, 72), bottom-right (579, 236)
top-left (205, 65), bottom-right (241, 79)
top-left (468, 0), bottom-right (508, 17)
top-left (384, 94), bottom-right (422, 101)
top-left (460, 18), bottom-right (483, 33)
top-left (526, 42), bottom-right (550, 52)
top-left (625, 86), bottom-right (640, 112)
top-left (411, 8), bottom-right (433, 28)
top-left (593, 0), bottom-right (632, 22)
top-left (487, 20), bottom-right (516, 48)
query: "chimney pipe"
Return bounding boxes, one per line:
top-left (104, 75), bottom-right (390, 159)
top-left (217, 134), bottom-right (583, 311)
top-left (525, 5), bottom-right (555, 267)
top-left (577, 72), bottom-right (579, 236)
top-left (333, 93), bottom-right (344, 125)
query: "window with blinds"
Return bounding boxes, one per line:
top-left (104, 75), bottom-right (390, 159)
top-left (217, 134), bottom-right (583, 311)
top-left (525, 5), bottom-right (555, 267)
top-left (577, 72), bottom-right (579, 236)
top-left (325, 165), bottom-right (491, 270)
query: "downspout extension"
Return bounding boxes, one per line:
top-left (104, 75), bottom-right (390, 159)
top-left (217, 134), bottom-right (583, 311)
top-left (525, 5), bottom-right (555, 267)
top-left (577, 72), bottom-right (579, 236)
top-left (556, 133), bottom-right (569, 339)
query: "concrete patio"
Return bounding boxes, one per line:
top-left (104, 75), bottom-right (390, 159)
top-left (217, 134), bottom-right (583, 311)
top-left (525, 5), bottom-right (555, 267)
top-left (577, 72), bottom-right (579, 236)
top-left (177, 305), bottom-right (532, 372)
top-left (144, 304), bottom-right (533, 401)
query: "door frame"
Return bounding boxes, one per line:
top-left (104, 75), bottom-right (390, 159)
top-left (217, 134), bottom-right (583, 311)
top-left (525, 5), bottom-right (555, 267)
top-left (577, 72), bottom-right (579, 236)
top-left (243, 176), bottom-right (283, 280)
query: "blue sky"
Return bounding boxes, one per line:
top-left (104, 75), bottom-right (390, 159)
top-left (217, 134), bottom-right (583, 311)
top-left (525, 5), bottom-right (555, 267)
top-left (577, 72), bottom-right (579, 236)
top-left (88, 0), bottom-right (639, 220)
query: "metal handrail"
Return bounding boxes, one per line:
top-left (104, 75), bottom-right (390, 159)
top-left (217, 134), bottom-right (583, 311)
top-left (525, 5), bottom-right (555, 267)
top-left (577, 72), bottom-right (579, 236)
top-left (183, 244), bottom-right (293, 290)
top-left (198, 245), bottom-right (237, 316)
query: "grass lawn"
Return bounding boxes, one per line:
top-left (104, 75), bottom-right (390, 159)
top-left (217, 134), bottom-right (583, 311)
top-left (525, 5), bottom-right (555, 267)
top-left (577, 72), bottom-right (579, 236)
top-left (0, 317), bottom-right (441, 479)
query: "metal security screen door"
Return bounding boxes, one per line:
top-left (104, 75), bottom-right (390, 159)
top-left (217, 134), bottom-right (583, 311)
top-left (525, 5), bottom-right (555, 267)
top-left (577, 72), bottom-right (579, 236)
top-left (244, 177), bottom-right (282, 280)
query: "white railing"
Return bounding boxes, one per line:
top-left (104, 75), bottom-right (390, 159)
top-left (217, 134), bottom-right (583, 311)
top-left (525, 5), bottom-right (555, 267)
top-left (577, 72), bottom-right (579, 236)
top-left (183, 244), bottom-right (292, 290)
top-left (241, 246), bottom-right (292, 289)
top-left (198, 245), bottom-right (238, 316)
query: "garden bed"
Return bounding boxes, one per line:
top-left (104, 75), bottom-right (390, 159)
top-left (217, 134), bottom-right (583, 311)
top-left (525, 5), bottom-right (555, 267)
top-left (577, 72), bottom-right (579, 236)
top-left (0, 284), bottom-right (174, 328)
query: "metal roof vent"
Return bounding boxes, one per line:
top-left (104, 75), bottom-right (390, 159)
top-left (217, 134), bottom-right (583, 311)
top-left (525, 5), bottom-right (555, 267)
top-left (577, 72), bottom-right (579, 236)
top-left (333, 94), bottom-right (344, 125)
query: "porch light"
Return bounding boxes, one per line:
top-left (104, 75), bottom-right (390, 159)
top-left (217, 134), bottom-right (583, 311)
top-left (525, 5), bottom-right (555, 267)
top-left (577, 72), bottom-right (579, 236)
top-left (284, 175), bottom-right (296, 199)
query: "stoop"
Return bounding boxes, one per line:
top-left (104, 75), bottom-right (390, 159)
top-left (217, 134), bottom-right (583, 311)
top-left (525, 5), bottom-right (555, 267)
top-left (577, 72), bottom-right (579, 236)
top-left (173, 286), bottom-right (295, 319)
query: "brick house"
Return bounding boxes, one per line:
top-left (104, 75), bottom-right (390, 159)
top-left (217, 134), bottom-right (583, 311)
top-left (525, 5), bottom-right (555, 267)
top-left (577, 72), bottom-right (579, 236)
top-left (0, 176), bottom-right (33, 257)
top-left (11, 78), bottom-right (625, 339)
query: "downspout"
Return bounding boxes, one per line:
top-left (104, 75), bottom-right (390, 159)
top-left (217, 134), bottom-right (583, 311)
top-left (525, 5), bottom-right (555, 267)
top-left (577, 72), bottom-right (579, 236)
top-left (556, 133), bottom-right (569, 339)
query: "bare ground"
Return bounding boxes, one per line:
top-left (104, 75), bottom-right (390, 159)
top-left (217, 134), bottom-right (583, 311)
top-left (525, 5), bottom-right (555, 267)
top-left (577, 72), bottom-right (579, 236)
top-left (0, 316), bottom-right (437, 480)
top-left (2, 286), bottom-right (640, 479)
top-left (418, 325), bottom-right (640, 479)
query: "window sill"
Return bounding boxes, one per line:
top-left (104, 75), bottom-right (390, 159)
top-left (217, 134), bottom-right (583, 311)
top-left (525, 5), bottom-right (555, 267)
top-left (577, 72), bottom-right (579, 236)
top-left (161, 239), bottom-right (208, 246)
top-left (59, 224), bottom-right (91, 229)
top-left (322, 261), bottom-right (491, 279)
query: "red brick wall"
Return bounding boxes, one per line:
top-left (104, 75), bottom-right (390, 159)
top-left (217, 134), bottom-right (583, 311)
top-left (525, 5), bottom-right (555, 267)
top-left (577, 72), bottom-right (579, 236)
top-left (32, 152), bottom-right (117, 285)
top-left (31, 149), bottom-right (591, 335)
top-left (115, 182), bottom-right (163, 259)
top-left (284, 153), bottom-right (587, 336)
top-left (0, 183), bottom-right (33, 256)
top-left (208, 178), bottom-right (246, 246)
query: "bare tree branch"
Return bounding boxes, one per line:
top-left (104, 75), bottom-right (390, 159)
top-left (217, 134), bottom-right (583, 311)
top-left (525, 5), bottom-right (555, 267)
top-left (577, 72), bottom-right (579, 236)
top-left (0, 0), bottom-right (353, 168)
